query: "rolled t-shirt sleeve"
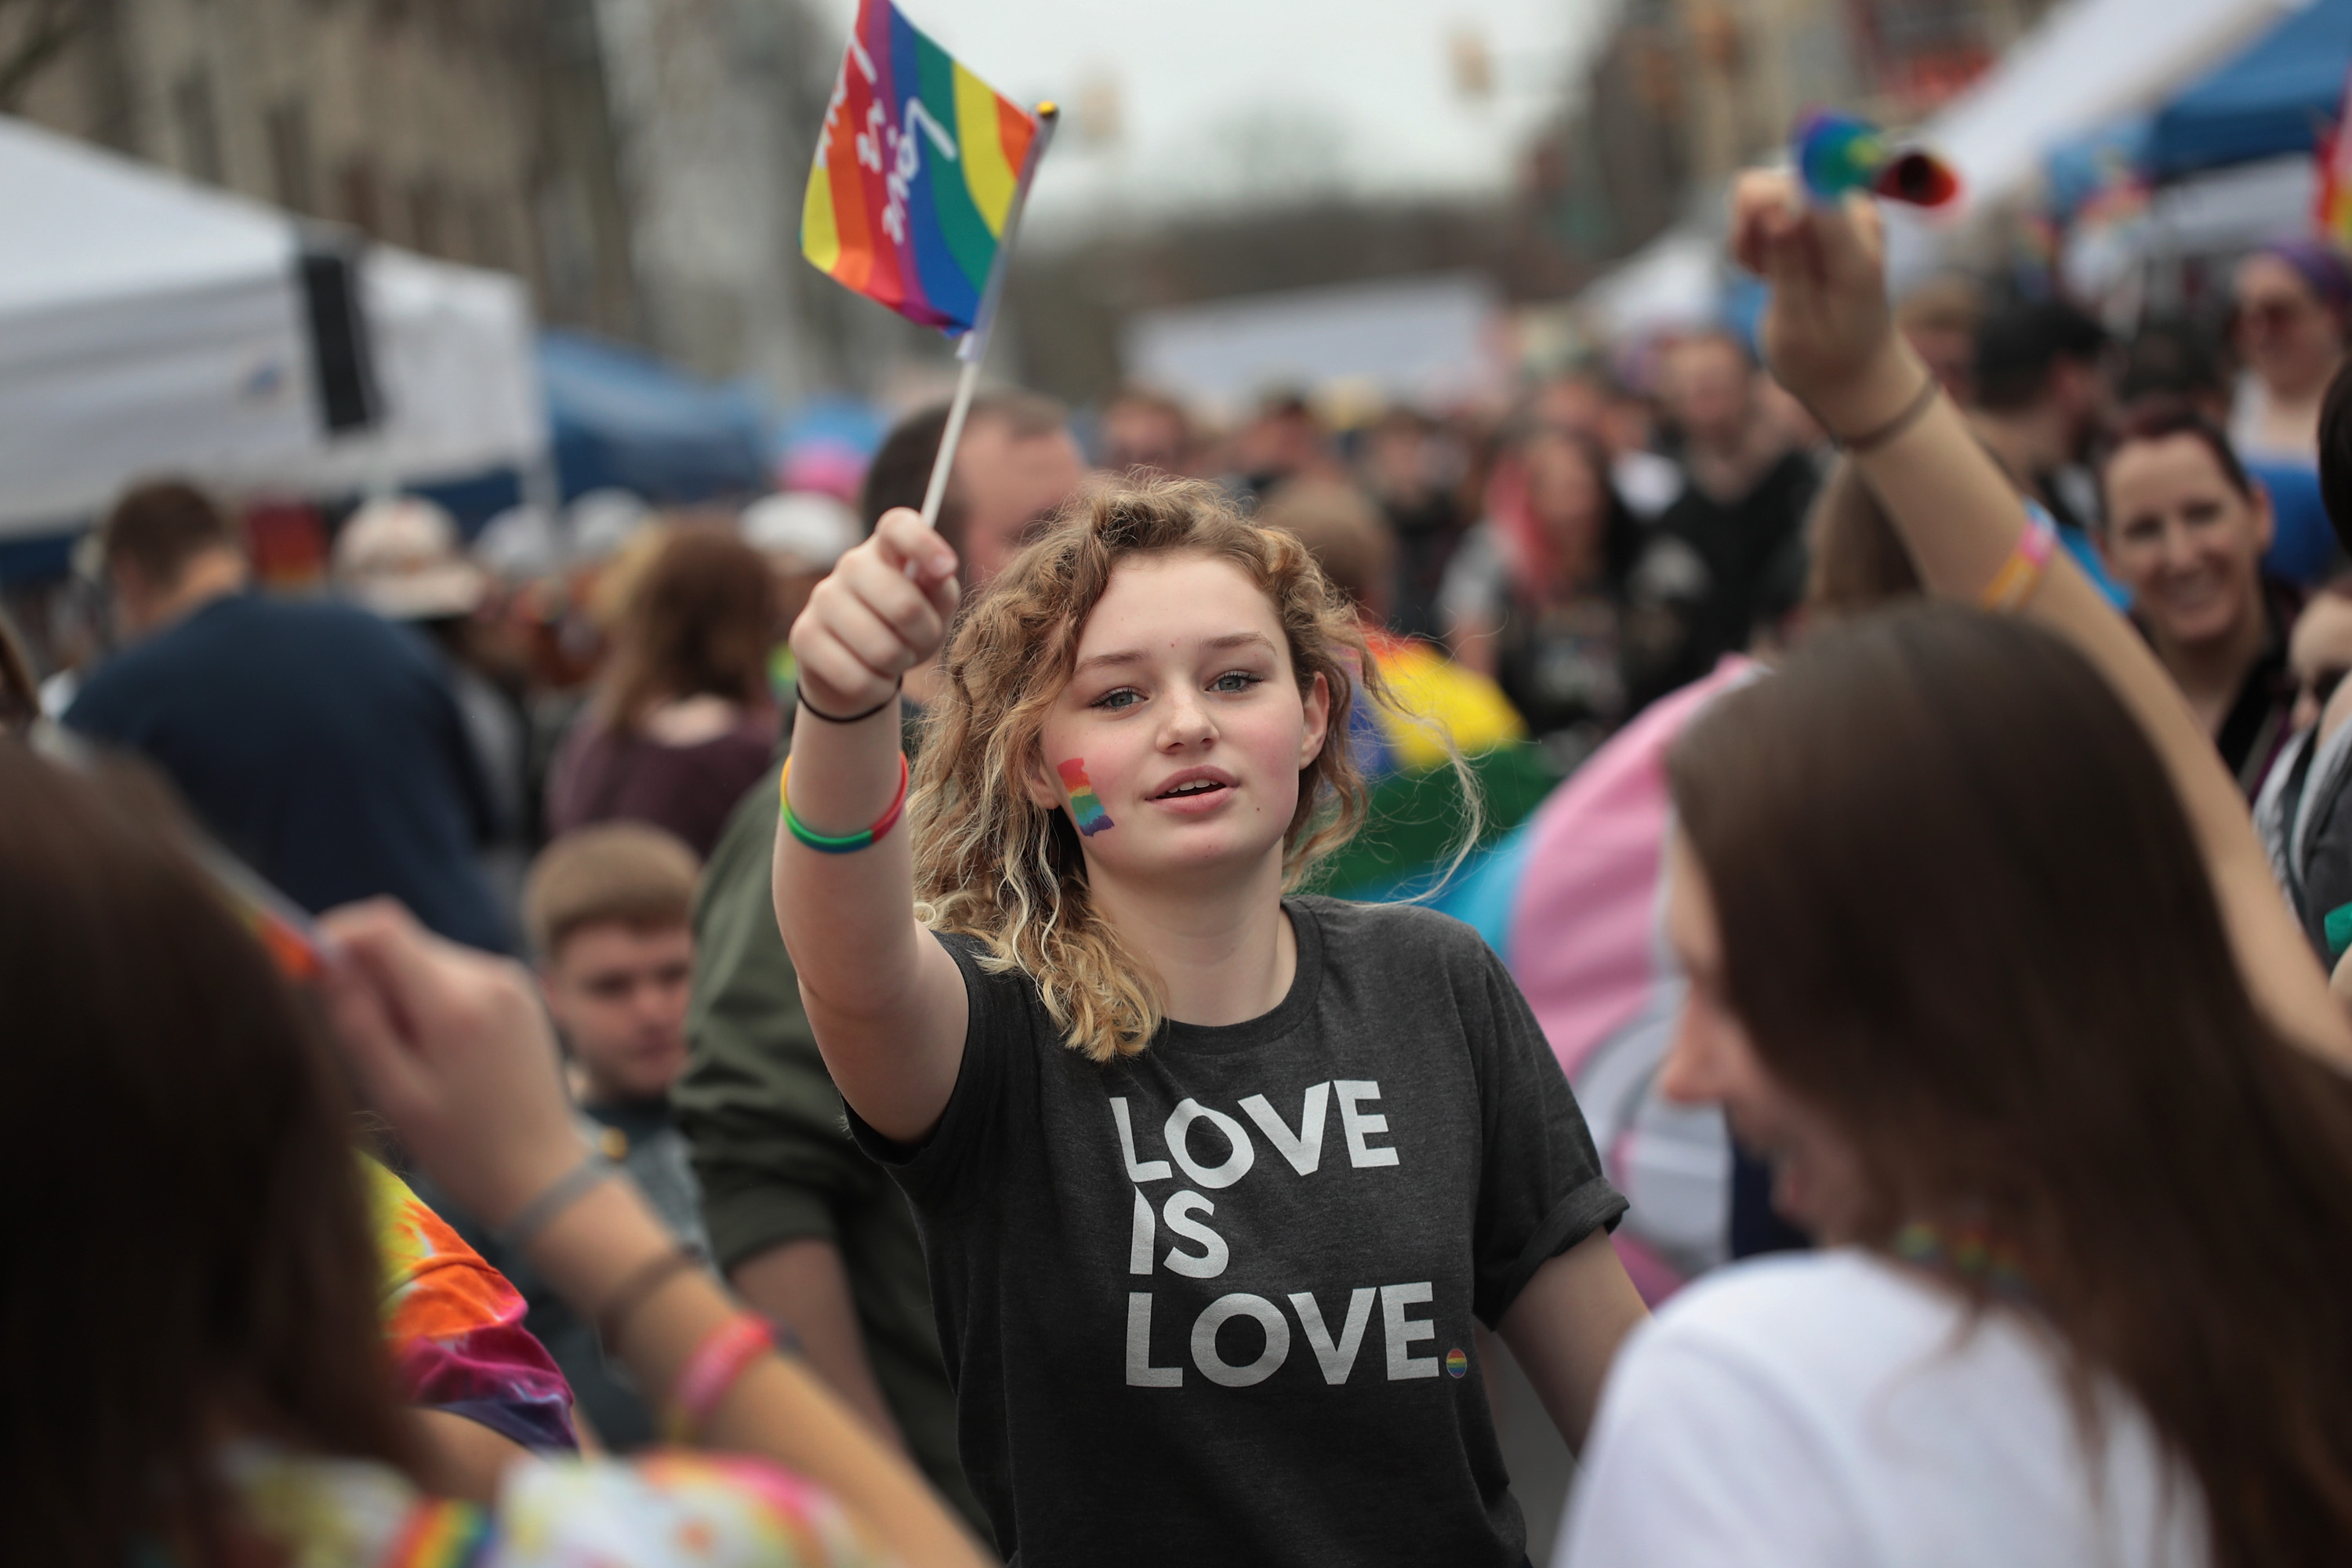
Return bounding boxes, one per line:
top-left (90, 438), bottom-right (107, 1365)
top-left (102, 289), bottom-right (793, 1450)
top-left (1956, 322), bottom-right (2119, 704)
top-left (1466, 938), bottom-right (1627, 1327)
top-left (843, 929), bottom-right (1020, 1213)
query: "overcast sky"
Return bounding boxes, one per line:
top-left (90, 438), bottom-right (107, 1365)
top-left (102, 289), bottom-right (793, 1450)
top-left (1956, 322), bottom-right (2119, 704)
top-left (806, 0), bottom-right (1617, 234)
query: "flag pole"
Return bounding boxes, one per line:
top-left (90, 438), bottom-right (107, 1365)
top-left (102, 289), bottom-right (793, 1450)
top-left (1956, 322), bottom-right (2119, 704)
top-left (918, 102), bottom-right (1060, 532)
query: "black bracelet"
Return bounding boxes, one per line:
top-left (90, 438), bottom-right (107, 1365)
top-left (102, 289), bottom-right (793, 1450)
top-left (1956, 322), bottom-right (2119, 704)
top-left (797, 678), bottom-right (902, 724)
top-left (1834, 372), bottom-right (1941, 454)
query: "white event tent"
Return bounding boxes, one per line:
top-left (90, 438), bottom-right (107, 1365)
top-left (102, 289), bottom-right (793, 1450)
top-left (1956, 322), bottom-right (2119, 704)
top-left (0, 114), bottom-right (545, 539)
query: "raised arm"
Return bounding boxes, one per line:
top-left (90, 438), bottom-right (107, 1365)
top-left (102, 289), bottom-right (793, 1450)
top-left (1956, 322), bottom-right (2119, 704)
top-left (775, 507), bottom-right (975, 1142)
top-left (319, 902), bottom-right (992, 1568)
top-left (1730, 171), bottom-right (2352, 1067)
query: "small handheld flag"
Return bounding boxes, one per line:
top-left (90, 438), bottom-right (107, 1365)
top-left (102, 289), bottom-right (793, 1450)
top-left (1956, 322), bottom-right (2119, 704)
top-left (801, 0), bottom-right (1044, 336)
top-left (190, 837), bottom-right (334, 982)
top-left (1795, 111), bottom-right (1959, 209)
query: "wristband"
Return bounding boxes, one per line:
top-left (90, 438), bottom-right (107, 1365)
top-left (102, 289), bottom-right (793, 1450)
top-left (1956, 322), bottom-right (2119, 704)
top-left (1980, 511), bottom-right (2057, 612)
top-left (1833, 371), bottom-right (1940, 453)
top-left (797, 678), bottom-right (901, 724)
top-left (595, 1247), bottom-right (705, 1356)
top-left (493, 1152), bottom-right (613, 1253)
top-left (664, 1312), bottom-right (776, 1444)
top-left (779, 752), bottom-right (910, 855)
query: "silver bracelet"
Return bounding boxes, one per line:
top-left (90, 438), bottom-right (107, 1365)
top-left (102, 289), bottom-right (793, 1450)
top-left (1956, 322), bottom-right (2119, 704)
top-left (494, 1152), bottom-right (615, 1252)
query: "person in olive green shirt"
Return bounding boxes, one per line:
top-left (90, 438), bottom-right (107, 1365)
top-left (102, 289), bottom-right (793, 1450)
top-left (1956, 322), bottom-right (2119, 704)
top-left (677, 748), bottom-right (985, 1530)
top-left (675, 391), bottom-right (1087, 1544)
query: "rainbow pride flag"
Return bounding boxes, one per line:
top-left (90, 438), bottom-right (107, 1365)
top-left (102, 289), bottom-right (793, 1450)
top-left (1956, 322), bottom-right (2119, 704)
top-left (801, 0), bottom-right (1041, 333)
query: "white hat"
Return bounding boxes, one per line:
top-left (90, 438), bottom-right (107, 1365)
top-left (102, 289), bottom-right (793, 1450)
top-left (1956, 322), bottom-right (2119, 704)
top-left (334, 497), bottom-right (485, 620)
top-left (741, 491), bottom-right (860, 568)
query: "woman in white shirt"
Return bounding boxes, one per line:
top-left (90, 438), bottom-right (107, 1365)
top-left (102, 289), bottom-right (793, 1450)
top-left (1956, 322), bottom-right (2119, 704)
top-left (1556, 172), bottom-right (2352, 1568)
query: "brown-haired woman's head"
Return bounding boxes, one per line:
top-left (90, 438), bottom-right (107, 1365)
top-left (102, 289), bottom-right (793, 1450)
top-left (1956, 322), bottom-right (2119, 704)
top-left (2097, 401), bottom-right (2272, 656)
top-left (915, 475), bottom-right (1370, 1060)
top-left (597, 524), bottom-right (780, 729)
top-left (0, 742), bottom-right (414, 1568)
top-left (1661, 604), bottom-right (2352, 1567)
top-left (1799, 459), bottom-right (1921, 626)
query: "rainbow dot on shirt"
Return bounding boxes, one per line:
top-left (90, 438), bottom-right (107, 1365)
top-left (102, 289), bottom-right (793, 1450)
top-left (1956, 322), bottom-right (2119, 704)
top-left (1445, 1348), bottom-right (1468, 1378)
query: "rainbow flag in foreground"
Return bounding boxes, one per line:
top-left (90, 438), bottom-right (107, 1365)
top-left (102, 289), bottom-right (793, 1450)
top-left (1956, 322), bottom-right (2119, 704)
top-left (801, 0), bottom-right (1040, 333)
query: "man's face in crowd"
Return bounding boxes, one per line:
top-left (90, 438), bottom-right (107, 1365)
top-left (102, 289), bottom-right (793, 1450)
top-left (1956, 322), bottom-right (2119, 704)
top-left (541, 920), bottom-right (694, 1105)
top-left (1102, 400), bottom-right (1189, 477)
top-left (1661, 336), bottom-right (1755, 450)
top-left (955, 416), bottom-right (1087, 586)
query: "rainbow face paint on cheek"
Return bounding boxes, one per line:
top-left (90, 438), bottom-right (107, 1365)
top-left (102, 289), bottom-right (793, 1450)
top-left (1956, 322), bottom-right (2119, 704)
top-left (1057, 758), bottom-right (1115, 836)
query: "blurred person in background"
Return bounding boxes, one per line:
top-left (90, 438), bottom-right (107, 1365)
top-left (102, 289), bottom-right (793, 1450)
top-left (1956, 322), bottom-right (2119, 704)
top-left (336, 495), bottom-right (535, 924)
top-left (1443, 422), bottom-right (1706, 771)
top-left (1226, 389), bottom-right (1342, 505)
top-left (0, 603), bottom-right (39, 735)
top-left (2096, 404), bottom-right (2298, 793)
top-left (1893, 275), bottom-right (1982, 403)
top-left (2125, 315), bottom-right (2336, 587)
top-left (65, 481), bottom-right (508, 951)
top-left (547, 526), bottom-right (782, 860)
top-left (669, 390), bottom-right (1087, 1536)
top-left (2256, 363), bottom-right (2352, 969)
top-left (1099, 383), bottom-right (1195, 477)
top-left (1494, 460), bottom-right (1922, 1308)
top-left (2231, 240), bottom-right (2350, 470)
top-left (2256, 576), bottom-right (2352, 951)
top-left (1653, 329), bottom-right (1818, 670)
top-left (1966, 299), bottom-right (2129, 604)
top-left (1534, 373), bottom-right (1682, 521)
top-left (419, 822), bottom-right (714, 1454)
top-left (742, 492), bottom-right (862, 706)
top-left (1967, 299), bottom-right (2111, 532)
top-left (1362, 406), bottom-right (1467, 640)
top-left (1258, 477), bottom-right (1554, 900)
top-left (0, 741), bottom-right (992, 1568)
top-left (857, 391), bottom-right (1084, 666)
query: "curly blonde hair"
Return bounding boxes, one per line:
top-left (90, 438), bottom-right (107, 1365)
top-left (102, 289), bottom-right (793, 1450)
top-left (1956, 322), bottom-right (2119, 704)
top-left (911, 475), bottom-right (1382, 1062)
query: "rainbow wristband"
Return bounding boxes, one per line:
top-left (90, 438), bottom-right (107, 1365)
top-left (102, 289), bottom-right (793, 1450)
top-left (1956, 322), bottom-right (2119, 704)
top-left (779, 753), bottom-right (909, 854)
top-left (663, 1312), bottom-right (776, 1444)
top-left (1980, 512), bottom-right (2056, 613)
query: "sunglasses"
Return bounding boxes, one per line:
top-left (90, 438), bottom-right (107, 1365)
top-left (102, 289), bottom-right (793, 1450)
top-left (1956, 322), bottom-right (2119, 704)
top-left (2238, 296), bottom-right (2318, 332)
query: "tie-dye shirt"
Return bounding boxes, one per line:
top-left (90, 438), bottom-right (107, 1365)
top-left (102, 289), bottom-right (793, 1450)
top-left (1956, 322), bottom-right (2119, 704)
top-left (228, 1444), bottom-right (887, 1568)
top-left (368, 1160), bottom-right (578, 1452)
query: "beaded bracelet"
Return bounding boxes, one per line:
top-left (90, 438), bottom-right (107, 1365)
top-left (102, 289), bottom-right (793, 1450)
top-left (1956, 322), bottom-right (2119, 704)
top-left (1980, 510), bottom-right (2057, 612)
top-left (779, 753), bottom-right (910, 854)
top-left (664, 1312), bottom-right (776, 1444)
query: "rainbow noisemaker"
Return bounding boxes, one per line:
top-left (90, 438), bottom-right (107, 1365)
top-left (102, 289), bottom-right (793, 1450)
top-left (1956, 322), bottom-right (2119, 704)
top-left (1795, 111), bottom-right (1959, 209)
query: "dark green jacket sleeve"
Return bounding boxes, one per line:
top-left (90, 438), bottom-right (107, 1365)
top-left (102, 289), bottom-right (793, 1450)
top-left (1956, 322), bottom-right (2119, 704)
top-left (674, 757), bottom-right (986, 1535)
top-left (677, 759), bottom-right (892, 1272)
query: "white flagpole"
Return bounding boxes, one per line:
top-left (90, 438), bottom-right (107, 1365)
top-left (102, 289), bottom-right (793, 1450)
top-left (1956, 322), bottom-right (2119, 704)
top-left (916, 102), bottom-right (1060, 531)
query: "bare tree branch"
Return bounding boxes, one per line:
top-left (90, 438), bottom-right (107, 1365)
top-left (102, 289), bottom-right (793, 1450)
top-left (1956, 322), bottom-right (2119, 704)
top-left (0, 0), bottom-right (85, 114)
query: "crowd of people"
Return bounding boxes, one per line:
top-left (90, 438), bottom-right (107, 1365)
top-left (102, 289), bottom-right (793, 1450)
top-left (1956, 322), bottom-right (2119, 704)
top-left (9, 177), bottom-right (2352, 1568)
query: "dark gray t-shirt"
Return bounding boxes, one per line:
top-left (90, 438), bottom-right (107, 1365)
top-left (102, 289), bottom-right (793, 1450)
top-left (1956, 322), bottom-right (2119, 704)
top-left (848, 895), bottom-right (1626, 1567)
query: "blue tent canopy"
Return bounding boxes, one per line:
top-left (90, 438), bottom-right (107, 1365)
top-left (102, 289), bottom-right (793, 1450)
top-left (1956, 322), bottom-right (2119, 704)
top-left (2147, 0), bottom-right (2352, 181)
top-left (539, 329), bottom-right (769, 503)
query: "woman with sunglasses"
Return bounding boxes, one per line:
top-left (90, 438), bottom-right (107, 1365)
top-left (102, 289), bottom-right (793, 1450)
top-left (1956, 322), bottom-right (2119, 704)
top-left (2232, 242), bottom-right (2349, 469)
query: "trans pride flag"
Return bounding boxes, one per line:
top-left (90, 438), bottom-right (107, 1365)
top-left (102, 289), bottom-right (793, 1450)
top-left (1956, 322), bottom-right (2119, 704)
top-left (801, 0), bottom-right (1041, 333)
